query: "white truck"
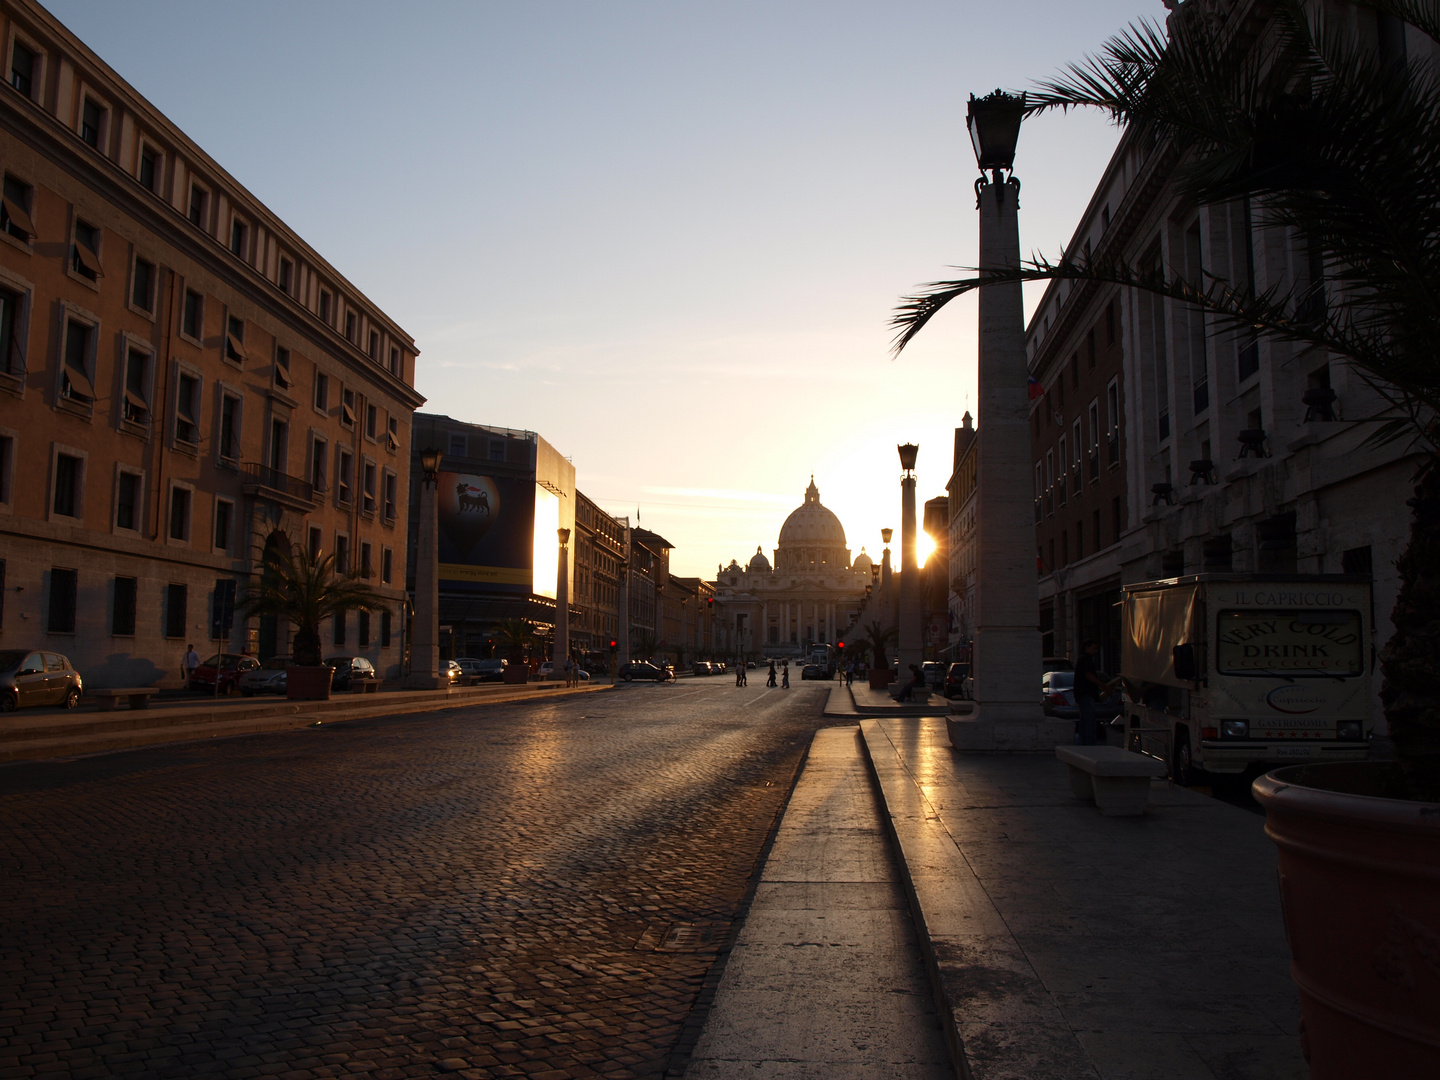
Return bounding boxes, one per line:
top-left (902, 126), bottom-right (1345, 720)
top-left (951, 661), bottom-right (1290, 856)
top-left (1120, 574), bottom-right (1373, 784)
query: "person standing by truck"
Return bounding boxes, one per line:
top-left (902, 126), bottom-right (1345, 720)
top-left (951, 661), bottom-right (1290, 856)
top-left (1074, 640), bottom-right (1106, 745)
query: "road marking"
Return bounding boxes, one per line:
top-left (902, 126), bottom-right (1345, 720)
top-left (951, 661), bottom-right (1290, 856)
top-left (741, 690), bottom-right (774, 708)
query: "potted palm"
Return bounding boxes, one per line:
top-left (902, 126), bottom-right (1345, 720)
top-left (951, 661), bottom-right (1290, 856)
top-left (853, 621), bottom-right (898, 689)
top-left (494, 618), bottom-right (536, 684)
top-left (891, 4), bottom-right (1440, 1074)
top-left (238, 544), bottom-right (391, 701)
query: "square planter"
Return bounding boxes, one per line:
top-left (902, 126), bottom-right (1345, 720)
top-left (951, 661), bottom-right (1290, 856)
top-left (868, 668), bottom-right (894, 690)
top-left (287, 665), bottom-right (333, 700)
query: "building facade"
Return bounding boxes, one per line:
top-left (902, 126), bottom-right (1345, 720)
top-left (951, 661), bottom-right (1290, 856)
top-left (572, 490), bottom-right (626, 666)
top-left (407, 413), bottom-right (574, 661)
top-left (0, 0), bottom-right (421, 686)
top-left (713, 478), bottom-right (871, 659)
top-left (945, 414), bottom-right (977, 660)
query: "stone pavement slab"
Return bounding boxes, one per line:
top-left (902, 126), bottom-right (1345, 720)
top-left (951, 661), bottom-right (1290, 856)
top-left (685, 726), bottom-right (952, 1079)
top-left (847, 683), bottom-right (946, 716)
top-left (860, 716), bottom-right (1304, 1080)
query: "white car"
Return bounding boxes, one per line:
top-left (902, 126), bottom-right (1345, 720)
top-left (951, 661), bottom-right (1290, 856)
top-left (539, 662), bottom-right (589, 682)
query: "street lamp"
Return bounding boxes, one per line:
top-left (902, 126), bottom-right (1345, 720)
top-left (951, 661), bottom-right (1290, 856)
top-left (419, 446), bottom-right (443, 488)
top-left (897, 444), bottom-right (921, 673)
top-left (967, 89), bottom-right (1026, 185)
top-left (898, 442), bottom-right (918, 475)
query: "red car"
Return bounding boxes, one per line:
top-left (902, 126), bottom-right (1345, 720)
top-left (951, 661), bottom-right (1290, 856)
top-left (188, 653), bottom-right (259, 695)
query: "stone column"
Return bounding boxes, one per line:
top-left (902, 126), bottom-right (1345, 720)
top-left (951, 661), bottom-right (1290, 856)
top-left (968, 172), bottom-right (1047, 728)
top-left (555, 529), bottom-right (570, 669)
top-left (405, 473), bottom-right (442, 689)
top-left (898, 458), bottom-right (923, 675)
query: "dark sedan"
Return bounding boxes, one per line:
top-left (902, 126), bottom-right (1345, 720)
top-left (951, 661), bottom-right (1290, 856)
top-left (800, 664), bottom-right (824, 680)
top-left (325, 656), bottom-right (377, 691)
top-left (619, 661), bottom-right (668, 682)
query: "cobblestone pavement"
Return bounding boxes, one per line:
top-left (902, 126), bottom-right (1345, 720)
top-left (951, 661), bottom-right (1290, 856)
top-left (0, 679), bottom-right (829, 1079)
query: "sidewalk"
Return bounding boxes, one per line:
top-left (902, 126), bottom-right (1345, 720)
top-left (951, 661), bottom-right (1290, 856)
top-left (0, 680), bottom-right (607, 764)
top-left (685, 725), bottom-right (953, 1077)
top-left (822, 680), bottom-right (947, 717)
top-left (859, 716), bottom-right (1304, 1080)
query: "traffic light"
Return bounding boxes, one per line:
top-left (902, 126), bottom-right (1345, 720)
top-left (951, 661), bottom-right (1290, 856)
top-left (837, 641), bottom-right (844, 651)
top-left (706, 596), bottom-right (714, 607)
top-left (609, 639), bottom-right (618, 651)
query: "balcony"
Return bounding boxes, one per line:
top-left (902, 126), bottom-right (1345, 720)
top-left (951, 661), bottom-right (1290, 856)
top-left (241, 462), bottom-right (317, 510)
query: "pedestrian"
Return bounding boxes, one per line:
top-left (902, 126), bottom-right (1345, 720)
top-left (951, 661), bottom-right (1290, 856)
top-left (845, 661), bottom-right (854, 687)
top-left (766, 660), bottom-right (777, 688)
top-left (735, 662), bottom-right (743, 688)
top-left (183, 643), bottom-right (200, 688)
top-left (563, 654), bottom-right (575, 687)
top-left (1074, 639), bottom-right (1110, 746)
top-left (781, 661), bottom-right (790, 689)
top-left (741, 662), bottom-right (747, 686)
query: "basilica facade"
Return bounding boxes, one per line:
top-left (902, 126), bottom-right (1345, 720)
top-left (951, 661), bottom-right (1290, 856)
top-left (713, 479), bottom-right (874, 658)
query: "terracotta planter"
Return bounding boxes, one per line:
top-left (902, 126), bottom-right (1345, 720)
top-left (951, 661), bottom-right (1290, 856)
top-left (1252, 763), bottom-right (1440, 1078)
top-left (502, 666), bottom-right (529, 684)
top-left (868, 667), bottom-right (894, 689)
top-left (286, 665), bottom-right (333, 700)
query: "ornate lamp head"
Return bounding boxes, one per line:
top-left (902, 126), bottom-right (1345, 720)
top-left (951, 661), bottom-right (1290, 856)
top-left (967, 89), bottom-right (1025, 179)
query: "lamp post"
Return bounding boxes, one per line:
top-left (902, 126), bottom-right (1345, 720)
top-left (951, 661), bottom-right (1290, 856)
top-left (406, 446), bottom-right (443, 689)
top-left (555, 527), bottom-right (570, 679)
top-left (958, 88), bottom-right (1053, 742)
top-left (879, 527), bottom-right (894, 624)
top-left (897, 444), bottom-right (923, 676)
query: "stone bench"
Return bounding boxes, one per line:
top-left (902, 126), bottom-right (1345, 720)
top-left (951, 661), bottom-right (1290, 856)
top-left (1056, 745), bottom-right (1168, 816)
top-left (90, 688), bottom-right (157, 712)
top-left (348, 680), bottom-right (379, 694)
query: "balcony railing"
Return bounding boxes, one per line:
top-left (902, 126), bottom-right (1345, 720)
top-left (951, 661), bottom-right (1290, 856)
top-left (241, 462), bottom-right (317, 508)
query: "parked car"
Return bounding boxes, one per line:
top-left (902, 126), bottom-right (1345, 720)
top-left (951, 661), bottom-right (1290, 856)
top-left (746, 661), bottom-right (756, 669)
top-left (456, 657), bottom-right (506, 682)
top-left (445, 659), bottom-right (463, 683)
top-left (1042, 670), bottom-right (1123, 724)
top-left (188, 653), bottom-right (259, 695)
top-left (238, 657), bottom-right (290, 697)
top-left (0, 649), bottom-right (83, 710)
top-left (922, 661), bottom-right (946, 690)
top-left (325, 656), bottom-right (377, 691)
top-left (692, 661), bottom-right (713, 676)
top-left (944, 662), bottom-right (970, 699)
top-left (1042, 655), bottom-right (1075, 674)
top-left (619, 661), bottom-right (668, 682)
top-left (800, 664), bottom-right (824, 680)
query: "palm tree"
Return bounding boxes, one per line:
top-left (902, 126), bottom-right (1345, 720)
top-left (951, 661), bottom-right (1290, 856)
top-left (892, 1), bottom-right (1440, 798)
top-left (852, 620), bottom-right (898, 670)
top-left (494, 618), bottom-right (538, 665)
top-left (238, 544), bottom-right (390, 667)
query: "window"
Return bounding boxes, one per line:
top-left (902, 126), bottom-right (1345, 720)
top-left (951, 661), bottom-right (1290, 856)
top-left (1086, 328), bottom-right (1097, 371)
top-left (367, 330), bottom-right (379, 360)
top-left (360, 541), bottom-right (373, 578)
top-left (307, 525), bottom-right (323, 560)
top-left (449, 432), bottom-right (468, 458)
top-left (382, 547), bottom-right (393, 585)
top-left (169, 485), bottom-right (190, 541)
top-left (310, 435), bottom-right (327, 491)
top-left (341, 388), bottom-right (355, 427)
top-left (164, 583), bottom-right (186, 638)
top-left (128, 256), bottom-right (155, 313)
top-left (0, 285), bottom-right (21, 377)
top-left (319, 290), bottom-right (332, 324)
top-left (1087, 402), bottom-right (1100, 451)
top-left (115, 470), bottom-right (140, 531)
top-left (225, 315), bottom-right (246, 364)
top-left (214, 498), bottom-right (232, 552)
top-left (1112, 496), bottom-right (1123, 541)
top-left (386, 416), bottom-right (399, 452)
top-left (1093, 508), bottom-right (1102, 553)
top-left (274, 346), bottom-right (292, 390)
top-left (123, 348), bottom-right (150, 424)
top-left (1076, 520), bottom-right (1084, 560)
top-left (219, 393), bottom-right (240, 461)
top-left (188, 184), bottom-right (206, 226)
top-left (1105, 300), bottom-right (1117, 347)
top-left (175, 372), bottom-right (200, 444)
top-left (335, 533), bottom-right (349, 573)
top-left (383, 472), bottom-right (397, 519)
top-left (230, 218), bottom-right (247, 257)
top-left (53, 453), bottom-right (81, 517)
top-left (72, 220), bottom-right (102, 280)
top-left (112, 576), bottom-right (137, 636)
top-left (48, 568), bottom-right (77, 633)
top-left (314, 371), bottom-right (329, 412)
top-left (61, 319), bottom-right (95, 404)
top-left (333, 610), bottom-right (346, 647)
top-left (365, 403), bottom-right (377, 439)
top-left (182, 289), bottom-right (202, 339)
top-left (389, 346), bottom-right (400, 376)
top-left (381, 610), bottom-right (392, 647)
top-left (344, 311), bottom-right (356, 343)
top-left (278, 257), bottom-right (293, 294)
top-left (268, 418), bottom-right (288, 473)
top-left (2, 174), bottom-right (35, 241)
top-left (358, 609), bottom-right (370, 648)
top-left (10, 40), bottom-right (35, 98)
top-left (337, 449), bottom-right (353, 504)
top-left (139, 145), bottom-right (159, 192)
top-left (362, 461), bottom-right (376, 513)
top-left (0, 433), bottom-right (13, 504)
top-left (80, 97), bottom-right (102, 148)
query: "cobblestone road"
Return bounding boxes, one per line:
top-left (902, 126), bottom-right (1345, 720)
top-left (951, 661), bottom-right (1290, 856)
top-left (0, 679), bottom-right (830, 1079)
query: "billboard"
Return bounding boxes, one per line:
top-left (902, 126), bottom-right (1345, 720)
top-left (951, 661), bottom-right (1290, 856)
top-left (437, 471), bottom-right (535, 593)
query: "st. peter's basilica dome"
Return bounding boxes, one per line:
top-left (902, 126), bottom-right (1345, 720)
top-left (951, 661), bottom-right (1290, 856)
top-left (775, 477), bottom-right (850, 571)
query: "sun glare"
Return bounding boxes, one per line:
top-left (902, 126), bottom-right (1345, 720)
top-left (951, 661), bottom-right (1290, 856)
top-left (917, 531), bottom-right (937, 569)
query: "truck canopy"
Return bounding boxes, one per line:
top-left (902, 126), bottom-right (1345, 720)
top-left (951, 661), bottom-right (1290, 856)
top-left (1122, 583), bottom-right (1199, 687)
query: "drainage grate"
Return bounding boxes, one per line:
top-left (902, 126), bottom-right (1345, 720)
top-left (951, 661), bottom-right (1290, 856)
top-left (635, 920), bottom-right (729, 953)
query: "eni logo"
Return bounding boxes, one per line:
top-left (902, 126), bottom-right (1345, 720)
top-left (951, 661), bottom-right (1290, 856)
top-left (1266, 685), bottom-right (1326, 714)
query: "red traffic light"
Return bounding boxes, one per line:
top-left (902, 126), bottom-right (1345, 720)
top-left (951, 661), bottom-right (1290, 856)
top-left (609, 639), bottom-right (617, 650)
top-left (838, 641), bottom-right (844, 650)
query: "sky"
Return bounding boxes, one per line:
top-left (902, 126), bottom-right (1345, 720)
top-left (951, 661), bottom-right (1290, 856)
top-left (48, 0), bottom-right (1162, 578)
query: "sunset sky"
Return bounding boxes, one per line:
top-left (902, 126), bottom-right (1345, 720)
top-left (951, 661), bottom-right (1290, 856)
top-left (50, 0), bottom-right (1161, 578)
